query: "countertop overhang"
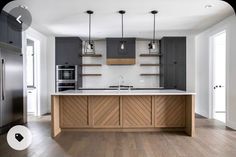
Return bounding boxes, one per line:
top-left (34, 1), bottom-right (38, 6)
top-left (52, 89), bottom-right (195, 96)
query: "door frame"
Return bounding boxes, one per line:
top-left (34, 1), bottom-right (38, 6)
top-left (209, 29), bottom-right (229, 123)
top-left (25, 35), bottom-right (41, 117)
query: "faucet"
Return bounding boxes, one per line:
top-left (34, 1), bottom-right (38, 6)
top-left (118, 75), bottom-right (124, 91)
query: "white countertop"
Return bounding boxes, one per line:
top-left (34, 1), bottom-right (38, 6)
top-left (52, 89), bottom-right (195, 96)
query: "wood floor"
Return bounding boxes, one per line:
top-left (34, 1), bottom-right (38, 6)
top-left (0, 115), bottom-right (236, 157)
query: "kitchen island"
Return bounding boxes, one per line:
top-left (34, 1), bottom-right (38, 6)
top-left (51, 90), bottom-right (195, 137)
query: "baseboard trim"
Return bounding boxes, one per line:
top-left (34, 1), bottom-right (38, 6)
top-left (227, 120), bottom-right (236, 130)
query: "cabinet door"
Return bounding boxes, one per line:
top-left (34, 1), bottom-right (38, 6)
top-left (0, 12), bottom-right (8, 43)
top-left (123, 96), bottom-right (153, 127)
top-left (91, 96), bottom-right (121, 127)
top-left (160, 37), bottom-right (186, 90)
top-left (161, 37), bottom-right (176, 88)
top-left (155, 96), bottom-right (185, 127)
top-left (175, 38), bottom-right (186, 90)
top-left (106, 38), bottom-right (135, 59)
top-left (7, 15), bottom-right (22, 48)
top-left (27, 89), bottom-right (37, 114)
top-left (55, 37), bottom-right (82, 65)
top-left (60, 96), bottom-right (89, 128)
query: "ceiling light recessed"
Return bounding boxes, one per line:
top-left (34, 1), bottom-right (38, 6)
top-left (205, 5), bottom-right (213, 8)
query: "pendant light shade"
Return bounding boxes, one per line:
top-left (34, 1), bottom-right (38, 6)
top-left (119, 10), bottom-right (126, 50)
top-left (149, 10), bottom-right (158, 52)
top-left (84, 10), bottom-right (95, 54)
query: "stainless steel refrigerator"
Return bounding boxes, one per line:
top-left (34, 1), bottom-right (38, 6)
top-left (0, 46), bottom-right (23, 134)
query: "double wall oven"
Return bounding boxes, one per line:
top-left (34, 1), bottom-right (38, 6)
top-left (56, 65), bottom-right (77, 92)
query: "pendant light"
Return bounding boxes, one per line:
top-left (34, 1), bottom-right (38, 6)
top-left (119, 10), bottom-right (126, 50)
top-left (148, 10), bottom-right (158, 52)
top-left (84, 10), bottom-right (95, 54)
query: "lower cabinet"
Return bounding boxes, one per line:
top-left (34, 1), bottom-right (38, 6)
top-left (155, 96), bottom-right (186, 127)
top-left (91, 96), bottom-right (121, 127)
top-left (59, 95), bottom-right (186, 129)
top-left (123, 96), bottom-right (153, 127)
top-left (60, 96), bottom-right (89, 128)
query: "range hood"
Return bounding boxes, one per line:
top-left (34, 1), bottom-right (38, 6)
top-left (106, 38), bottom-right (136, 65)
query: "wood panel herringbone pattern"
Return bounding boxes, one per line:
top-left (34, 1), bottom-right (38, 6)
top-left (91, 96), bottom-right (120, 127)
top-left (155, 96), bottom-right (185, 127)
top-left (60, 96), bottom-right (89, 128)
top-left (123, 96), bottom-right (152, 127)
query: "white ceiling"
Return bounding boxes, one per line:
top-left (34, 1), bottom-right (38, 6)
top-left (3, 0), bottom-right (234, 39)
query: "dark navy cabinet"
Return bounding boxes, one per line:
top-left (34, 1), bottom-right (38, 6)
top-left (160, 37), bottom-right (186, 90)
top-left (55, 37), bottom-right (83, 87)
top-left (106, 38), bottom-right (136, 59)
top-left (106, 38), bottom-right (136, 65)
top-left (55, 37), bottom-right (82, 65)
top-left (0, 11), bottom-right (8, 43)
top-left (0, 11), bottom-right (22, 48)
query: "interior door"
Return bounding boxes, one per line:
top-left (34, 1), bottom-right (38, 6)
top-left (212, 31), bottom-right (226, 123)
top-left (0, 48), bottom-right (23, 126)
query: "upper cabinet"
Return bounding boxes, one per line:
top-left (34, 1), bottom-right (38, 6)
top-left (106, 38), bottom-right (136, 65)
top-left (160, 37), bottom-right (186, 90)
top-left (55, 37), bottom-right (82, 65)
top-left (0, 11), bottom-right (22, 49)
top-left (0, 11), bottom-right (8, 43)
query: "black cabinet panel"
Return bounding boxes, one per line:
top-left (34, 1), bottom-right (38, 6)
top-left (0, 11), bottom-right (22, 48)
top-left (0, 12), bottom-right (8, 43)
top-left (55, 37), bottom-right (82, 87)
top-left (7, 15), bottom-right (22, 48)
top-left (106, 38), bottom-right (135, 59)
top-left (56, 37), bottom-right (82, 65)
top-left (160, 37), bottom-right (186, 90)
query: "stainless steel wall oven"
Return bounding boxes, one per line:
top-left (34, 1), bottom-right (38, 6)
top-left (56, 65), bottom-right (77, 92)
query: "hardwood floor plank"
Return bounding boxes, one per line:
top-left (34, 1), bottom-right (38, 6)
top-left (1, 115), bottom-right (236, 157)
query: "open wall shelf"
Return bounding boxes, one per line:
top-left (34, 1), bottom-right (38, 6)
top-left (81, 74), bottom-right (102, 76)
top-left (139, 54), bottom-right (161, 57)
top-left (80, 64), bottom-right (102, 66)
top-left (140, 74), bottom-right (160, 76)
top-left (81, 54), bottom-right (102, 57)
top-left (140, 64), bottom-right (160, 66)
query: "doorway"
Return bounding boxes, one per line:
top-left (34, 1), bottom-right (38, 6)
top-left (210, 31), bottom-right (226, 123)
top-left (26, 37), bottom-right (39, 118)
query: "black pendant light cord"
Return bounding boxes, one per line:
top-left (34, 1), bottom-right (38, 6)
top-left (119, 10), bottom-right (125, 42)
top-left (153, 13), bottom-right (155, 43)
top-left (150, 10), bottom-right (158, 43)
top-left (86, 10), bottom-right (93, 44)
top-left (89, 13), bottom-right (91, 44)
top-left (122, 13), bottom-right (124, 41)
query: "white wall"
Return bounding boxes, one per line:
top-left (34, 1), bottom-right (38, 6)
top-left (82, 40), bottom-right (160, 88)
top-left (195, 15), bottom-right (236, 129)
top-left (46, 36), bottom-right (55, 113)
top-left (23, 27), bottom-right (49, 116)
top-left (186, 36), bottom-right (196, 92)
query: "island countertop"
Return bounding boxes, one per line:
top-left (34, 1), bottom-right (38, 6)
top-left (52, 89), bottom-right (195, 96)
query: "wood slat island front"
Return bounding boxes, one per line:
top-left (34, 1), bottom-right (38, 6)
top-left (51, 90), bottom-right (195, 137)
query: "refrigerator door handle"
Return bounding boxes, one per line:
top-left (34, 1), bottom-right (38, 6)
top-left (1, 59), bottom-right (5, 100)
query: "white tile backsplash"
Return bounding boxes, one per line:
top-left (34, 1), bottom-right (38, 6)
top-left (82, 39), bottom-right (160, 88)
